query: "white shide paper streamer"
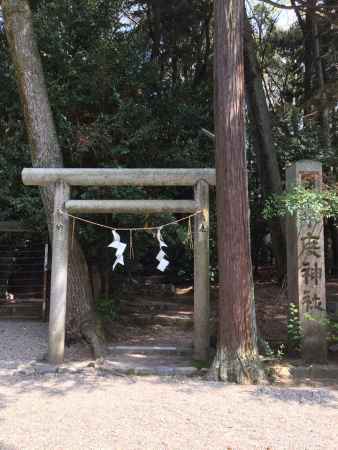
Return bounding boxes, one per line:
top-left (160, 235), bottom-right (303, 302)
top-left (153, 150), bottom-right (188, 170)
top-left (156, 228), bottom-right (169, 272)
top-left (108, 230), bottom-right (127, 270)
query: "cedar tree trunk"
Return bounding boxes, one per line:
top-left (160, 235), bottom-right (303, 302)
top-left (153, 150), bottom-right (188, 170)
top-left (244, 13), bottom-right (286, 281)
top-left (212, 0), bottom-right (262, 383)
top-left (2, 0), bottom-right (101, 358)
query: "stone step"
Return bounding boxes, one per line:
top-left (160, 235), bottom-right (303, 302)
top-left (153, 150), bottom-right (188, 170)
top-left (101, 349), bottom-right (197, 375)
top-left (108, 345), bottom-right (193, 356)
top-left (121, 311), bottom-right (194, 329)
top-left (8, 360), bottom-right (200, 378)
top-left (0, 302), bottom-right (43, 320)
top-left (119, 300), bottom-right (192, 314)
top-left (0, 316), bottom-right (42, 321)
top-left (120, 295), bottom-right (194, 306)
top-left (101, 364), bottom-right (199, 376)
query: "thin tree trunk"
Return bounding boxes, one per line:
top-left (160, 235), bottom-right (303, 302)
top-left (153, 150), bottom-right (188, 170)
top-left (313, 17), bottom-right (331, 153)
top-left (294, 1), bottom-right (330, 151)
top-left (2, 0), bottom-right (101, 358)
top-left (303, 7), bottom-right (315, 115)
top-left (148, 0), bottom-right (161, 62)
top-left (244, 13), bottom-right (286, 281)
top-left (212, 0), bottom-right (262, 383)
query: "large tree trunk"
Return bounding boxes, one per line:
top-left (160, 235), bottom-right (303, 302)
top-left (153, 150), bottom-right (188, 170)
top-left (212, 0), bottom-right (262, 383)
top-left (244, 13), bottom-right (286, 281)
top-left (2, 0), bottom-right (101, 358)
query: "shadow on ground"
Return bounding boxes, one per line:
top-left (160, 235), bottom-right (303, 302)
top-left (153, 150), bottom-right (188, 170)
top-left (252, 385), bottom-right (338, 408)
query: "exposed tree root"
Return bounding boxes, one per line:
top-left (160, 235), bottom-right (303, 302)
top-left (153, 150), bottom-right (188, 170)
top-left (210, 348), bottom-right (264, 384)
top-left (81, 319), bottom-right (103, 360)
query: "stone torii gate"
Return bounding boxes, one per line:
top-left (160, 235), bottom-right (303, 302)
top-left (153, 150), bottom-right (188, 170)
top-left (22, 168), bottom-right (215, 364)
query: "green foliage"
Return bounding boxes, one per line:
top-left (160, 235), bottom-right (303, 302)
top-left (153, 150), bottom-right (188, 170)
top-left (96, 297), bottom-right (119, 321)
top-left (1, 0), bottom-right (337, 280)
top-left (192, 359), bottom-right (209, 369)
top-left (327, 314), bottom-right (338, 344)
top-left (0, 0), bottom-right (214, 276)
top-left (263, 185), bottom-right (338, 224)
top-left (287, 302), bottom-right (338, 353)
top-left (257, 336), bottom-right (285, 359)
top-left (288, 303), bottom-right (302, 352)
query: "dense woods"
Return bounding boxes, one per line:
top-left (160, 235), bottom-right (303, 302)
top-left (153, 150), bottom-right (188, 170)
top-left (0, 0), bottom-right (337, 380)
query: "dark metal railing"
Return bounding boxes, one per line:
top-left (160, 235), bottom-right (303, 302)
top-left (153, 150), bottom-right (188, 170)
top-left (0, 242), bottom-right (48, 320)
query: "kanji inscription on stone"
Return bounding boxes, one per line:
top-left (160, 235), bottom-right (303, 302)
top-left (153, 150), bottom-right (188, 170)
top-left (301, 233), bottom-right (321, 258)
top-left (286, 161), bottom-right (327, 363)
top-left (301, 261), bottom-right (322, 286)
top-left (302, 291), bottom-right (322, 313)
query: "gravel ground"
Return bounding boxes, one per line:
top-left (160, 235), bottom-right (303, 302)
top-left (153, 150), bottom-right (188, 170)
top-left (0, 321), bottom-right (93, 369)
top-left (0, 320), bottom-right (48, 367)
top-left (0, 374), bottom-right (337, 450)
top-left (1, 320), bottom-right (338, 450)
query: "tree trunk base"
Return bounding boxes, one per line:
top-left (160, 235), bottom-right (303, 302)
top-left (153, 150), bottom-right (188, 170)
top-left (81, 318), bottom-right (103, 360)
top-left (210, 348), bottom-right (264, 384)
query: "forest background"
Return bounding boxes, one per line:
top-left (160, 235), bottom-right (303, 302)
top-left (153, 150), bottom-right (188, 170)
top-left (0, 0), bottom-right (337, 285)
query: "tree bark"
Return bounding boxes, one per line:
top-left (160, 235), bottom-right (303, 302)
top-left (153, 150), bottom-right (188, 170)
top-left (312, 16), bottom-right (331, 153)
top-left (148, 0), bottom-right (162, 62)
top-left (244, 13), bottom-right (286, 281)
top-left (213, 0), bottom-right (262, 383)
top-left (2, 0), bottom-right (101, 358)
top-left (302, 5), bottom-right (315, 115)
top-left (294, 1), bottom-right (331, 152)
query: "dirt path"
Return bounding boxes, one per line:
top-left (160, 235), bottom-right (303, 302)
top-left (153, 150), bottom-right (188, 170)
top-left (0, 373), bottom-right (337, 450)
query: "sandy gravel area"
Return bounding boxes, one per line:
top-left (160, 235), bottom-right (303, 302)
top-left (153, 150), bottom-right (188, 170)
top-left (0, 320), bottom-right (48, 366)
top-left (1, 321), bottom-right (338, 450)
top-left (0, 321), bottom-right (92, 368)
top-left (0, 373), bottom-right (337, 450)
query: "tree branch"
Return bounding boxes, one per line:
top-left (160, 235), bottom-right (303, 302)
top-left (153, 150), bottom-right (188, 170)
top-left (291, 0), bottom-right (305, 32)
top-left (259, 0), bottom-right (338, 10)
top-left (201, 128), bottom-right (215, 141)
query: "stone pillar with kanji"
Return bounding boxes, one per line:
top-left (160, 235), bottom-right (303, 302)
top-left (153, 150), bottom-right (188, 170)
top-left (286, 160), bottom-right (327, 363)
